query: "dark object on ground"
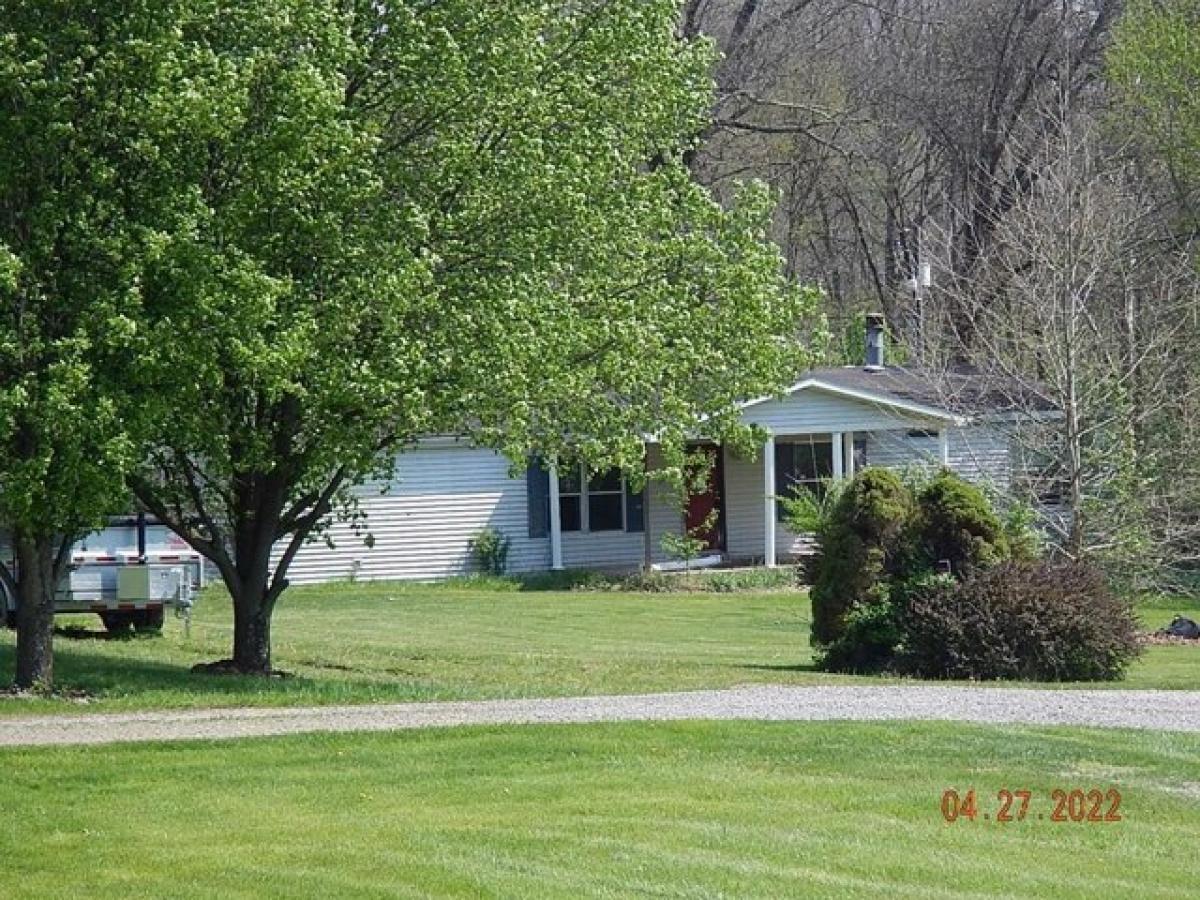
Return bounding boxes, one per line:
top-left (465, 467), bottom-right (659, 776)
top-left (1141, 632), bottom-right (1200, 646)
top-left (191, 659), bottom-right (294, 678)
top-left (899, 561), bottom-right (1142, 681)
top-left (1159, 616), bottom-right (1200, 640)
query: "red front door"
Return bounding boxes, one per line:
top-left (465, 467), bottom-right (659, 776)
top-left (684, 445), bottom-right (725, 551)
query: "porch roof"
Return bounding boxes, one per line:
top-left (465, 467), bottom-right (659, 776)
top-left (739, 368), bottom-right (968, 427)
top-left (739, 363), bottom-right (1059, 428)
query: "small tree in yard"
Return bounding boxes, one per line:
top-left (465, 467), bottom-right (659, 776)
top-left (0, 2), bottom-right (187, 688)
top-left (1111, 0), bottom-right (1200, 224)
top-left (661, 511), bottom-right (719, 575)
top-left (126, 1), bottom-right (817, 673)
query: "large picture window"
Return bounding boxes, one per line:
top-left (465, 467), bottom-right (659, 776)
top-left (775, 438), bottom-right (833, 519)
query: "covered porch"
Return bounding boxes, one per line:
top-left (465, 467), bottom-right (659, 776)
top-left (751, 426), bottom-right (949, 567)
top-left (540, 411), bottom-right (961, 573)
top-left (536, 362), bottom-right (970, 572)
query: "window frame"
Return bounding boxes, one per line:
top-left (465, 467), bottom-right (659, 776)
top-left (556, 464), bottom-right (640, 534)
top-left (586, 468), bottom-right (625, 532)
top-left (556, 466), bottom-right (583, 532)
top-left (775, 437), bottom-right (835, 520)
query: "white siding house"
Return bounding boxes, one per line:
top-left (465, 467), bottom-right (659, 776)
top-left (279, 360), bottom-right (1031, 583)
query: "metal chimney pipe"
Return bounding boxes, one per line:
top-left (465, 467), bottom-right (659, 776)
top-left (864, 313), bottom-right (885, 370)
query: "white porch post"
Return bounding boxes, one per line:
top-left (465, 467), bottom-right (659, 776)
top-left (548, 462), bottom-right (564, 571)
top-left (844, 431), bottom-right (856, 478)
top-left (763, 432), bottom-right (777, 568)
top-left (832, 431), bottom-right (845, 481)
top-left (938, 430), bottom-right (951, 467)
top-left (642, 446), bottom-right (653, 571)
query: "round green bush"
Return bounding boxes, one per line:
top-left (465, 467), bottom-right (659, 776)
top-left (914, 471), bottom-right (1009, 575)
top-left (898, 561), bottom-right (1142, 681)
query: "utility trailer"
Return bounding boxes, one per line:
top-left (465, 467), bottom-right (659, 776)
top-left (1, 515), bottom-right (203, 633)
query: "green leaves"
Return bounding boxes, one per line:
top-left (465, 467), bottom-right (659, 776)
top-left (128, 0), bottom-right (816, 544)
top-left (3, 1), bottom-right (818, 659)
top-left (1110, 1), bottom-right (1200, 210)
top-left (0, 0), bottom-right (192, 540)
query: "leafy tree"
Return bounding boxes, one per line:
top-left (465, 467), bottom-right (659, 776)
top-left (0, 1), bottom-right (187, 687)
top-left (128, 0), bottom-right (815, 673)
top-left (1110, 0), bottom-right (1200, 221)
top-left (1109, 2), bottom-right (1200, 588)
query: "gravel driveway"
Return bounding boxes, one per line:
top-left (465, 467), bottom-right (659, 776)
top-left (1, 685), bottom-right (1198, 747)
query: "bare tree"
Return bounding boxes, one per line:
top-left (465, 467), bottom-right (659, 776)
top-left (931, 101), bottom-right (1200, 580)
top-left (688, 0), bottom-right (1123, 353)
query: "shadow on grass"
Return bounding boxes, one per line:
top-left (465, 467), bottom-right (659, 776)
top-left (54, 625), bottom-right (141, 642)
top-left (739, 662), bottom-right (821, 673)
top-left (0, 642), bottom-right (320, 702)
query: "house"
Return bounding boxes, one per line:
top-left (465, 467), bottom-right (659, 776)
top-left (280, 316), bottom-right (1043, 584)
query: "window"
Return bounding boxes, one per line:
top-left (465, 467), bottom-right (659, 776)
top-left (526, 459), bottom-right (645, 536)
top-left (775, 438), bottom-right (833, 519)
top-left (558, 467), bottom-right (583, 532)
top-left (587, 468), bottom-right (624, 532)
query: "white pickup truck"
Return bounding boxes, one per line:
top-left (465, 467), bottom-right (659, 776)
top-left (1, 516), bottom-right (203, 633)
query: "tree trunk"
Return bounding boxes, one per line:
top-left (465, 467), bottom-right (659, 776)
top-left (13, 532), bottom-right (57, 690)
top-left (231, 588), bottom-right (273, 673)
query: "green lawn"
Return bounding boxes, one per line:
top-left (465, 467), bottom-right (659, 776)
top-left (0, 581), bottom-right (1196, 715)
top-left (1, 721), bottom-right (1197, 898)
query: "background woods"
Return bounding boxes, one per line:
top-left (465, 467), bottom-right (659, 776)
top-left (687, 0), bottom-right (1200, 585)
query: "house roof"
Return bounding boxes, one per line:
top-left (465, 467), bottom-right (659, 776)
top-left (741, 364), bottom-right (1056, 424)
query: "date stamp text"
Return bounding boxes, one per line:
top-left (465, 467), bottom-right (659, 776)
top-left (940, 788), bottom-right (1123, 823)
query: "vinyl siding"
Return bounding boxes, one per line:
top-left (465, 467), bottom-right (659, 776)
top-left (948, 426), bottom-right (1012, 491)
top-left (864, 425), bottom-right (1011, 490)
top-left (724, 445), bottom-right (770, 560)
top-left (280, 442), bottom-right (544, 584)
top-left (723, 445), bottom-right (817, 561)
top-left (644, 445), bottom-right (687, 566)
top-left (740, 385), bottom-right (948, 435)
top-left (279, 441), bottom-right (680, 584)
top-left (276, 392), bottom-right (1015, 583)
